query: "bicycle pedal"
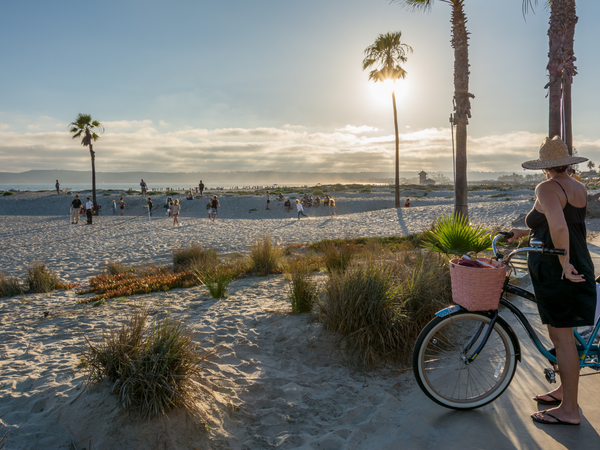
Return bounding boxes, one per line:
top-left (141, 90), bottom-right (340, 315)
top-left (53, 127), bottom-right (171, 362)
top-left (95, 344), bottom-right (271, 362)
top-left (544, 367), bottom-right (556, 384)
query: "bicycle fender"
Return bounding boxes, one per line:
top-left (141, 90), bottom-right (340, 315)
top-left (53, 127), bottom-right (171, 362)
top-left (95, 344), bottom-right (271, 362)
top-left (434, 307), bottom-right (522, 363)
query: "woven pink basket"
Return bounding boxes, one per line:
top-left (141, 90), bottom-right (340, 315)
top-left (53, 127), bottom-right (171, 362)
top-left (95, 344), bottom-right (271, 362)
top-left (449, 258), bottom-right (509, 311)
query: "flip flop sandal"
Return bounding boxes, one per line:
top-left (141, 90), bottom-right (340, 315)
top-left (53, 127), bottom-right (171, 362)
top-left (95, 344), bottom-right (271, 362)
top-left (531, 411), bottom-right (579, 426)
top-left (533, 394), bottom-right (561, 406)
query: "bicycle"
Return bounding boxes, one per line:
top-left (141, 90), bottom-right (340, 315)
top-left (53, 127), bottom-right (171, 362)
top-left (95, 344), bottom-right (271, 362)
top-left (412, 232), bottom-right (600, 410)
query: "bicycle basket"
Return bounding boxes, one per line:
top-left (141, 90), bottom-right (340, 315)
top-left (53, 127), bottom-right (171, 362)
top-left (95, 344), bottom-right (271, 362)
top-left (449, 257), bottom-right (509, 311)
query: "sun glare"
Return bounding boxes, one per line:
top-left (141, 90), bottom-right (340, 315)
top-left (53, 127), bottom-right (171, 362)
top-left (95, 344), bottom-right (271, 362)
top-left (368, 78), bottom-right (409, 107)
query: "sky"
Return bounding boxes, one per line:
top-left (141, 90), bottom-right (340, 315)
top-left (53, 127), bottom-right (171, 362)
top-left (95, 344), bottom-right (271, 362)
top-left (1, 0), bottom-right (600, 175)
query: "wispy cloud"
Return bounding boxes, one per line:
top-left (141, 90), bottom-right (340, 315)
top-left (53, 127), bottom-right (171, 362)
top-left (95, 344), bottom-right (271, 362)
top-left (1, 121), bottom-right (598, 174)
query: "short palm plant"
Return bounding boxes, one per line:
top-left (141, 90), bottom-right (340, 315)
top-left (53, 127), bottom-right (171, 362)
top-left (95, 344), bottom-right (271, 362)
top-left (422, 213), bottom-right (491, 257)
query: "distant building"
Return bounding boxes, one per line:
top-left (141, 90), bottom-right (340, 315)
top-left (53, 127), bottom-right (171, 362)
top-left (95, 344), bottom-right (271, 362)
top-left (418, 171), bottom-right (436, 186)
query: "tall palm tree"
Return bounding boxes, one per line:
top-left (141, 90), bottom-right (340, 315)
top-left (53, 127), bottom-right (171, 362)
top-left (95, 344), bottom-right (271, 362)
top-left (363, 31), bottom-right (413, 208)
top-left (524, 0), bottom-right (578, 154)
top-left (69, 113), bottom-right (105, 211)
top-left (397, 0), bottom-right (473, 219)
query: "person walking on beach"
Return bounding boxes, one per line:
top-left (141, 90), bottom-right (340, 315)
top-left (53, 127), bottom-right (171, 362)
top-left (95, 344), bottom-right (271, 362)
top-left (171, 198), bottom-right (181, 226)
top-left (296, 199), bottom-right (308, 220)
top-left (210, 195), bottom-right (219, 222)
top-left (70, 195), bottom-right (82, 224)
top-left (55, 180), bottom-right (60, 194)
top-left (85, 197), bottom-right (93, 224)
top-left (329, 198), bottom-right (337, 217)
top-left (146, 197), bottom-right (153, 216)
top-left (266, 190), bottom-right (271, 210)
top-left (199, 180), bottom-right (205, 198)
top-left (119, 197), bottom-right (126, 216)
top-left (140, 179), bottom-right (147, 197)
top-left (112, 200), bottom-right (117, 215)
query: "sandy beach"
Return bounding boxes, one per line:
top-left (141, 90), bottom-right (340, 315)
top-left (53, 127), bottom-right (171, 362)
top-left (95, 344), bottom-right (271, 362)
top-left (2, 187), bottom-right (600, 449)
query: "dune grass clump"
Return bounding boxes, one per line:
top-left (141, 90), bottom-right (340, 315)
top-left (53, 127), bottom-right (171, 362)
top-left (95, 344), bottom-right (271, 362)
top-left (320, 262), bottom-right (399, 367)
top-left (25, 263), bottom-right (62, 293)
top-left (319, 241), bottom-right (357, 273)
top-left (198, 270), bottom-right (233, 299)
top-left (313, 188), bottom-right (324, 196)
top-left (287, 259), bottom-right (320, 313)
top-left (173, 244), bottom-right (220, 271)
top-left (102, 260), bottom-right (135, 276)
top-left (2, 191), bottom-right (14, 196)
top-left (250, 235), bottom-right (282, 274)
top-left (0, 272), bottom-right (23, 298)
top-left (319, 251), bottom-right (451, 367)
top-left (79, 307), bottom-right (216, 419)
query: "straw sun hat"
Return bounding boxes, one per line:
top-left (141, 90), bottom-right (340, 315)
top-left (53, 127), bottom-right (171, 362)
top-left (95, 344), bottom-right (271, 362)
top-left (521, 136), bottom-right (587, 170)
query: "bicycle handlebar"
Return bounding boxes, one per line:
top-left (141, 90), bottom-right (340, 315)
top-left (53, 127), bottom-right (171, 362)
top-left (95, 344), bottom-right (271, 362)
top-left (492, 233), bottom-right (566, 264)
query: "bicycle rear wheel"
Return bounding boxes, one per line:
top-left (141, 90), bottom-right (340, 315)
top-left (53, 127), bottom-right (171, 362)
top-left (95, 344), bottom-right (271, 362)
top-left (413, 311), bottom-right (517, 410)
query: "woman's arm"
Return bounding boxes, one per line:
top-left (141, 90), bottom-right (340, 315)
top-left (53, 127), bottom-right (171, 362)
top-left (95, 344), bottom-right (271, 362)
top-left (536, 182), bottom-right (585, 282)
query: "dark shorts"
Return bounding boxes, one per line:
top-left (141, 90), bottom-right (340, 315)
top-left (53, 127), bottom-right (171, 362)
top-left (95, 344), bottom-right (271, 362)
top-left (267, 200), bottom-right (270, 203)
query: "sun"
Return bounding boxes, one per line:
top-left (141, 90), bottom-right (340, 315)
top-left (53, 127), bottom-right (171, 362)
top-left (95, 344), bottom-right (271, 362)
top-left (368, 78), bottom-right (409, 107)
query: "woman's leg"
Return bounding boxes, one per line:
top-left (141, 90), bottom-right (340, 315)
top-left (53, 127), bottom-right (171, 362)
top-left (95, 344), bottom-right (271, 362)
top-left (532, 325), bottom-right (581, 424)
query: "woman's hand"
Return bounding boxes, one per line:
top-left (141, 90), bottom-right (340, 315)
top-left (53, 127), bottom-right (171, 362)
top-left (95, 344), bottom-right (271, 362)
top-left (507, 228), bottom-right (529, 243)
top-left (563, 263), bottom-right (586, 283)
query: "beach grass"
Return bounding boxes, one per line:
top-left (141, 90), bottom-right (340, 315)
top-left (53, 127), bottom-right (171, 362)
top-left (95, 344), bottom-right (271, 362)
top-left (2, 191), bottom-right (13, 196)
top-left (79, 307), bottom-right (216, 419)
top-left (173, 244), bottom-right (220, 271)
top-left (25, 262), bottom-right (62, 293)
top-left (319, 241), bottom-right (357, 273)
top-left (250, 235), bottom-right (282, 274)
top-left (0, 271), bottom-right (23, 298)
top-left (287, 258), bottom-right (320, 313)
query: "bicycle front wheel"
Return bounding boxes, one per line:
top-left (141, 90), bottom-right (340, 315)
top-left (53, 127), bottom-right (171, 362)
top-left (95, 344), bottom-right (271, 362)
top-left (413, 311), bottom-right (518, 410)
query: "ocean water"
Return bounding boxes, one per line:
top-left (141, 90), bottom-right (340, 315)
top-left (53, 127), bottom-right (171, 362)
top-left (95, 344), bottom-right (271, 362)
top-left (0, 183), bottom-right (284, 192)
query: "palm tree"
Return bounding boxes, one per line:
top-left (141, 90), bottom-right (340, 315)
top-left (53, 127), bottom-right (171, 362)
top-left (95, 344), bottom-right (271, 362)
top-left (69, 114), bottom-right (105, 211)
top-left (363, 31), bottom-right (413, 208)
top-left (397, 0), bottom-right (473, 219)
top-left (524, 0), bottom-right (578, 154)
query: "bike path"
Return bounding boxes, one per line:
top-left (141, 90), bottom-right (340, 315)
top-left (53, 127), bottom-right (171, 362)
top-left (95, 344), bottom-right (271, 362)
top-left (377, 241), bottom-right (600, 450)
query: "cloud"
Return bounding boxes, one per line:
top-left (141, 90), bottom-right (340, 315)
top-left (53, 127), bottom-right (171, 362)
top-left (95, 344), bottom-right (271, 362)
top-left (1, 123), bottom-right (599, 175)
top-left (335, 125), bottom-right (379, 134)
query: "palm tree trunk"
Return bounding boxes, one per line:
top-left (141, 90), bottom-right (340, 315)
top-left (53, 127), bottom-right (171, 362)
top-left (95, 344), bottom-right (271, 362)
top-left (451, 0), bottom-right (472, 219)
top-left (392, 90), bottom-right (400, 208)
top-left (562, 0), bottom-right (578, 155)
top-left (547, 0), bottom-right (567, 141)
top-left (90, 144), bottom-right (97, 212)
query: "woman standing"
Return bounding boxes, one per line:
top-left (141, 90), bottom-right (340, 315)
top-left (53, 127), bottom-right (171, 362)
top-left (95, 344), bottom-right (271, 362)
top-left (329, 199), bottom-right (337, 217)
top-left (509, 136), bottom-right (594, 426)
top-left (171, 199), bottom-right (181, 226)
top-left (119, 197), bottom-right (126, 216)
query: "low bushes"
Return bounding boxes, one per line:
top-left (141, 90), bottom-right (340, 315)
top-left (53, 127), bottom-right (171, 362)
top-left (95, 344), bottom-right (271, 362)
top-left (287, 259), bottom-right (319, 313)
top-left (250, 235), bottom-right (282, 274)
top-left (173, 244), bottom-right (220, 271)
top-left (2, 191), bottom-right (14, 196)
top-left (79, 307), bottom-right (216, 419)
top-left (320, 241), bottom-right (356, 273)
top-left (26, 263), bottom-right (64, 293)
top-left (0, 272), bottom-right (23, 298)
top-left (319, 251), bottom-right (451, 367)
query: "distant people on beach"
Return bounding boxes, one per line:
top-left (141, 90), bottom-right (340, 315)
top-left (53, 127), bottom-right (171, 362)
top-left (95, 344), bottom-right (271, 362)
top-left (323, 195), bottom-right (330, 206)
top-left (266, 190), bottom-right (270, 210)
top-left (284, 198), bottom-right (292, 212)
top-left (404, 198), bottom-right (411, 208)
top-left (199, 180), bottom-right (205, 198)
top-left (140, 179), bottom-right (147, 197)
top-left (171, 199), bottom-right (181, 226)
top-left (277, 192), bottom-right (284, 201)
top-left (296, 199), bottom-right (308, 220)
top-left (186, 191), bottom-right (194, 200)
top-left (120, 197), bottom-right (126, 216)
top-left (146, 198), bottom-right (153, 216)
top-left (329, 199), bottom-right (337, 217)
top-left (112, 200), bottom-right (117, 215)
top-left (70, 195), bottom-right (82, 224)
top-left (85, 197), bottom-right (93, 224)
top-left (55, 180), bottom-right (60, 194)
top-left (210, 195), bottom-right (220, 222)
top-left (165, 197), bottom-right (173, 217)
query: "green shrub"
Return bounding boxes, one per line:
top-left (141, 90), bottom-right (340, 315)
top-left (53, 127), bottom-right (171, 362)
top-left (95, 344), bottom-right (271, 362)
top-left (0, 272), bottom-right (23, 298)
top-left (173, 244), bottom-right (220, 270)
top-left (2, 191), bottom-right (14, 196)
top-left (313, 189), bottom-right (324, 196)
top-left (320, 241), bottom-right (356, 273)
top-left (250, 235), bottom-right (281, 274)
top-left (101, 260), bottom-right (135, 276)
top-left (422, 213), bottom-right (491, 257)
top-left (287, 259), bottom-right (319, 313)
top-left (165, 190), bottom-right (178, 195)
top-left (197, 269), bottom-right (234, 298)
top-left (320, 262), bottom-right (399, 367)
top-left (102, 192), bottom-right (111, 196)
top-left (26, 263), bottom-right (61, 293)
top-left (79, 307), bottom-right (216, 419)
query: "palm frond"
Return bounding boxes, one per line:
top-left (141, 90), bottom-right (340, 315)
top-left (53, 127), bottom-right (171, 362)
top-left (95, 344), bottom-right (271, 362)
top-left (422, 213), bottom-right (492, 257)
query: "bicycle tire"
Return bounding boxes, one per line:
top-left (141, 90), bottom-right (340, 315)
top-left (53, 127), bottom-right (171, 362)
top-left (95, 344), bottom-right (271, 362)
top-left (413, 311), bottom-right (518, 410)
